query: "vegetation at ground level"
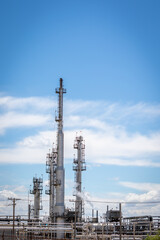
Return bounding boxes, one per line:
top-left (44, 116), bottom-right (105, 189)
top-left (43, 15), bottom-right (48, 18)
top-left (145, 231), bottom-right (160, 240)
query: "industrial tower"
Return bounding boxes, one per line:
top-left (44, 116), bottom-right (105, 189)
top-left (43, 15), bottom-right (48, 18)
top-left (30, 177), bottom-right (43, 219)
top-left (45, 146), bottom-right (57, 222)
top-left (55, 78), bottom-right (66, 238)
top-left (73, 136), bottom-right (86, 222)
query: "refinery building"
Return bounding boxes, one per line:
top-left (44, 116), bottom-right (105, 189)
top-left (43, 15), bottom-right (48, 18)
top-left (0, 79), bottom-right (160, 240)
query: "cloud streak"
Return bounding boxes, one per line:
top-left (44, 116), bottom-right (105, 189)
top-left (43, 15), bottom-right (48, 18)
top-left (0, 129), bottom-right (159, 167)
top-left (119, 181), bottom-right (160, 192)
top-left (0, 112), bottom-right (51, 134)
top-left (0, 94), bottom-right (160, 132)
top-left (0, 94), bottom-right (160, 167)
top-left (0, 95), bottom-right (55, 110)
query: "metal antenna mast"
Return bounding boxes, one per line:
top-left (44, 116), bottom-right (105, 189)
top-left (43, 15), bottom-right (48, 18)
top-left (55, 78), bottom-right (66, 238)
top-left (73, 135), bottom-right (86, 222)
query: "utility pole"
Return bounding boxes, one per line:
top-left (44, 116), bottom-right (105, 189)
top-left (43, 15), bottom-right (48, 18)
top-left (28, 190), bottom-right (31, 223)
top-left (74, 201), bottom-right (77, 240)
top-left (106, 205), bottom-right (109, 235)
top-left (8, 198), bottom-right (21, 240)
top-left (28, 202), bottom-right (31, 222)
top-left (119, 203), bottom-right (122, 240)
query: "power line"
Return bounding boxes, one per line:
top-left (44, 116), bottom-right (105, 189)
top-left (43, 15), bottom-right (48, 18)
top-left (69, 199), bottom-right (160, 204)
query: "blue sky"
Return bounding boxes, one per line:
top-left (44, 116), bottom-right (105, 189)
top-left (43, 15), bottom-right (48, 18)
top-left (0, 0), bottom-right (160, 218)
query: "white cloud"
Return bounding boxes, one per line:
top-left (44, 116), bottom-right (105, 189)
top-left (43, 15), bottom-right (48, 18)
top-left (0, 183), bottom-right (159, 217)
top-left (0, 95), bottom-right (159, 168)
top-left (0, 190), bottom-right (17, 201)
top-left (65, 99), bottom-right (160, 115)
top-left (0, 94), bottom-right (160, 134)
top-left (73, 189), bottom-right (160, 218)
top-left (82, 130), bottom-right (160, 164)
top-left (0, 93), bottom-right (159, 217)
top-left (18, 131), bottom-right (55, 148)
top-left (119, 181), bottom-right (160, 192)
top-left (0, 95), bottom-right (56, 135)
top-left (0, 185), bottom-right (27, 194)
top-left (0, 147), bottom-right (46, 164)
top-left (13, 185), bottom-right (27, 193)
top-left (125, 190), bottom-right (160, 202)
top-left (0, 95), bottom-right (55, 110)
top-left (123, 190), bottom-right (160, 216)
top-left (117, 181), bottom-right (160, 216)
top-left (65, 100), bottom-right (160, 122)
top-left (0, 112), bottom-right (51, 134)
top-left (0, 128), bottom-right (159, 166)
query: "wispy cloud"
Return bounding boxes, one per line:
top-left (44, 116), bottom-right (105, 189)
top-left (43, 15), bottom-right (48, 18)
top-left (65, 100), bottom-right (160, 125)
top-left (0, 94), bottom-right (160, 167)
top-left (0, 94), bottom-right (160, 133)
top-left (0, 95), bottom-right (55, 111)
top-left (0, 95), bottom-right (55, 135)
top-left (0, 112), bottom-right (51, 134)
top-left (0, 129), bottom-right (159, 166)
top-left (119, 181), bottom-right (160, 192)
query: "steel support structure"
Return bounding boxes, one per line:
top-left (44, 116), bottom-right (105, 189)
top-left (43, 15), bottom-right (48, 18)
top-left (73, 136), bottom-right (86, 222)
top-left (55, 78), bottom-right (66, 239)
top-left (30, 177), bottom-right (43, 219)
top-left (45, 146), bottom-right (57, 222)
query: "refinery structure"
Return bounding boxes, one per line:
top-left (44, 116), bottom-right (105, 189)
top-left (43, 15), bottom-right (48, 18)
top-left (0, 78), bottom-right (160, 239)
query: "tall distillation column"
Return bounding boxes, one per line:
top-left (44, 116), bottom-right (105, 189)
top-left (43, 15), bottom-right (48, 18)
top-left (55, 78), bottom-right (66, 238)
top-left (30, 177), bottom-right (43, 219)
top-left (73, 136), bottom-right (86, 222)
top-left (45, 146), bottom-right (57, 222)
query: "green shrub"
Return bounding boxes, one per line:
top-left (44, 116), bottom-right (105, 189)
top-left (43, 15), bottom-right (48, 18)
top-left (145, 231), bottom-right (160, 240)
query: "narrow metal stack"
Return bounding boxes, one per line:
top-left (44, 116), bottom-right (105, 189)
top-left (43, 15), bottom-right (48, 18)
top-left (55, 78), bottom-right (66, 238)
top-left (73, 135), bottom-right (86, 222)
top-left (30, 177), bottom-right (43, 219)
